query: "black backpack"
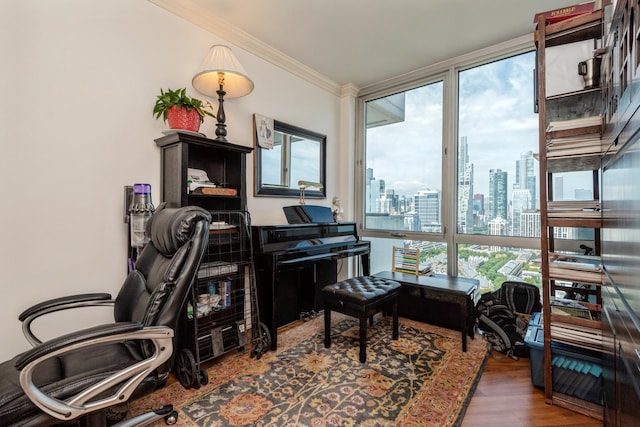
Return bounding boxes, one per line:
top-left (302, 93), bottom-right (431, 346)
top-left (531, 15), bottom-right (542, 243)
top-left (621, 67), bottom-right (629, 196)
top-left (475, 281), bottom-right (542, 360)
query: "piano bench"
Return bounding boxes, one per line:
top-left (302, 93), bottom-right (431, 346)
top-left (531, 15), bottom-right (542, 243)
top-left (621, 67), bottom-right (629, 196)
top-left (322, 276), bottom-right (401, 363)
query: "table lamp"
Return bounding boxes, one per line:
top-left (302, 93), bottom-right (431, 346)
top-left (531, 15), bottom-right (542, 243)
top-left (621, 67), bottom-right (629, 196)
top-left (192, 45), bottom-right (254, 142)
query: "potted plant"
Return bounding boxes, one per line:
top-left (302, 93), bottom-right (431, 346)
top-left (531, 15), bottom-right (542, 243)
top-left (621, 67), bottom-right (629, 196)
top-left (153, 88), bottom-right (215, 133)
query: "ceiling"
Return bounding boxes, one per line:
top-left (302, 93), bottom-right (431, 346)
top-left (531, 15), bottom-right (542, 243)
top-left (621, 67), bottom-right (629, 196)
top-left (149, 0), bottom-right (587, 91)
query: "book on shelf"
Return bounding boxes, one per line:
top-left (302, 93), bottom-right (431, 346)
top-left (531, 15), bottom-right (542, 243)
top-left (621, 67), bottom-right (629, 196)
top-left (547, 253), bottom-right (602, 283)
top-left (546, 115), bottom-right (601, 132)
top-left (548, 200), bottom-right (600, 209)
top-left (533, 2), bottom-right (596, 25)
top-left (547, 210), bottom-right (601, 218)
top-left (191, 187), bottom-right (238, 196)
top-left (546, 137), bottom-right (605, 157)
top-left (547, 200), bottom-right (601, 218)
top-left (550, 324), bottom-right (602, 351)
top-left (547, 201), bottom-right (600, 218)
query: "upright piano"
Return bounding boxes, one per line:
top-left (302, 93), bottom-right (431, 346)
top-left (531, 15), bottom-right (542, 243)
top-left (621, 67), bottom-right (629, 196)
top-left (252, 222), bottom-right (370, 350)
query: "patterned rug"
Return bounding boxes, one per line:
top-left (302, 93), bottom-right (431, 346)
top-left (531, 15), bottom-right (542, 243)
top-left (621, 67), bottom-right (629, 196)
top-left (129, 314), bottom-right (488, 426)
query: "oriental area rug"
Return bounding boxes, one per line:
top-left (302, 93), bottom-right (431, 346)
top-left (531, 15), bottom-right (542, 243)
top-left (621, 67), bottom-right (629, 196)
top-left (129, 314), bottom-right (488, 427)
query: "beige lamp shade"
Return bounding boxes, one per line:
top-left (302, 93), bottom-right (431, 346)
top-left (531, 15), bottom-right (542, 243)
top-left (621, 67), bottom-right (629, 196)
top-left (192, 45), bottom-right (254, 98)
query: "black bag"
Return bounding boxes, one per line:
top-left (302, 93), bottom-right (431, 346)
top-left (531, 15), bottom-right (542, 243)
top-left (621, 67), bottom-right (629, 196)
top-left (475, 281), bottom-right (542, 359)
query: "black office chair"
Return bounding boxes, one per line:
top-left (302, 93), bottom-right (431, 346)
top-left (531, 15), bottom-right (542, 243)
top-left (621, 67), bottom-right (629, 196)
top-left (0, 204), bottom-right (211, 426)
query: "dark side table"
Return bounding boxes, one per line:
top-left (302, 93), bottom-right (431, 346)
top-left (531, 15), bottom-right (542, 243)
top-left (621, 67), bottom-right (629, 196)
top-left (372, 271), bottom-right (479, 352)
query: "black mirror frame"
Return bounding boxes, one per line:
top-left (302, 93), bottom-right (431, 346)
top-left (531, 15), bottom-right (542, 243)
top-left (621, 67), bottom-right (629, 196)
top-left (254, 120), bottom-right (327, 199)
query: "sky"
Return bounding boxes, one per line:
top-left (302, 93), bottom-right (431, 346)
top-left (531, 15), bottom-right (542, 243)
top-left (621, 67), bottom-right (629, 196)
top-left (365, 50), bottom-right (585, 205)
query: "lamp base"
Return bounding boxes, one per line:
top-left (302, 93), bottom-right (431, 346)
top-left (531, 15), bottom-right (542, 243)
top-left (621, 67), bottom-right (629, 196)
top-left (214, 88), bottom-right (228, 142)
top-left (214, 122), bottom-right (228, 142)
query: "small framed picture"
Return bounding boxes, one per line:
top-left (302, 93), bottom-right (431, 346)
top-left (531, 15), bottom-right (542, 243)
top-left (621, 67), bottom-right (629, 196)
top-left (254, 114), bottom-right (274, 149)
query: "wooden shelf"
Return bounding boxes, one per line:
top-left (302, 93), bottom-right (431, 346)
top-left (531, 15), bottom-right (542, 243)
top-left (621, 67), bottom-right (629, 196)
top-left (545, 153), bottom-right (603, 173)
top-left (547, 217), bottom-right (602, 228)
top-left (535, 9), bottom-right (603, 47)
top-left (552, 392), bottom-right (603, 421)
top-left (550, 313), bottom-right (602, 330)
top-left (536, 6), bottom-right (605, 417)
top-left (546, 87), bottom-right (602, 101)
top-left (546, 124), bottom-right (602, 140)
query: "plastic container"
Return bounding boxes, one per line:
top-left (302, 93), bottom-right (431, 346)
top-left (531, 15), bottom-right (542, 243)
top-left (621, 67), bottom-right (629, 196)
top-left (129, 183), bottom-right (155, 248)
top-left (524, 313), bottom-right (603, 404)
top-left (524, 315), bottom-right (545, 388)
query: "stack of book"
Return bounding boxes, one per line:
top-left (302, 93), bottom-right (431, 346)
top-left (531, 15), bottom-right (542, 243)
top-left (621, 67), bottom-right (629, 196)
top-left (547, 200), bottom-right (601, 219)
top-left (533, 2), bottom-right (596, 25)
top-left (548, 252), bottom-right (602, 284)
top-left (550, 321), bottom-right (602, 351)
top-left (546, 116), bottom-right (603, 158)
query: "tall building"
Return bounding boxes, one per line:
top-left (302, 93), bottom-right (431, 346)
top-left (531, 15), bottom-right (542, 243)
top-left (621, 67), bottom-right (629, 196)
top-left (520, 210), bottom-right (541, 237)
top-left (365, 168), bottom-right (376, 212)
top-left (489, 169), bottom-right (508, 222)
top-left (473, 193), bottom-right (485, 227)
top-left (414, 190), bottom-right (440, 231)
top-left (458, 136), bottom-right (474, 233)
top-left (488, 216), bottom-right (508, 241)
top-left (516, 150), bottom-right (537, 209)
top-left (404, 211), bottom-right (421, 231)
top-left (511, 189), bottom-right (531, 236)
top-left (366, 169), bottom-right (386, 213)
top-left (554, 175), bottom-right (564, 200)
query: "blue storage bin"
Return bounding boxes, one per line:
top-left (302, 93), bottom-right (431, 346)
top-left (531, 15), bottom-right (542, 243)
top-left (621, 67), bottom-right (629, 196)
top-left (524, 313), bottom-right (603, 404)
top-left (524, 315), bottom-right (544, 388)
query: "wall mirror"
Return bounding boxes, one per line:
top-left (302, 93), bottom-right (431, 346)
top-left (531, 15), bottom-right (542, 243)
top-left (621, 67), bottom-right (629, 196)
top-left (255, 120), bottom-right (326, 199)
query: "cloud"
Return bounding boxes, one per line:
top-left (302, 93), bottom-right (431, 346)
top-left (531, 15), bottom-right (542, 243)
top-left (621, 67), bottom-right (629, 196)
top-left (366, 51), bottom-right (540, 201)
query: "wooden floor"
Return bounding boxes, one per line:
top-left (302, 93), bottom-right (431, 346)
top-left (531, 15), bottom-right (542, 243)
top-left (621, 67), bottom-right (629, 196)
top-left (461, 354), bottom-right (603, 427)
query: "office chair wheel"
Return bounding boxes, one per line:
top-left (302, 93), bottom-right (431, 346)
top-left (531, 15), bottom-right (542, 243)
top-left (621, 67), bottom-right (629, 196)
top-left (164, 410), bottom-right (179, 425)
top-left (176, 348), bottom-right (199, 389)
top-left (198, 368), bottom-right (209, 386)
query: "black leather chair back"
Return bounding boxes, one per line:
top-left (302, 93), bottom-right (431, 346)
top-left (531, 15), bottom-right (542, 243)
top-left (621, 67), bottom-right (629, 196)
top-left (114, 204), bottom-right (210, 372)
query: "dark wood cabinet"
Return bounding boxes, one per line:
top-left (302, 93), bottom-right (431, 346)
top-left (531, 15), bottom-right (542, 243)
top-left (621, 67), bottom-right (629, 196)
top-left (154, 132), bottom-right (252, 212)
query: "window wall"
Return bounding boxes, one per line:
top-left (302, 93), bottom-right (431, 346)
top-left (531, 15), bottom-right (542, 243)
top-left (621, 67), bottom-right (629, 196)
top-left (356, 37), bottom-right (543, 294)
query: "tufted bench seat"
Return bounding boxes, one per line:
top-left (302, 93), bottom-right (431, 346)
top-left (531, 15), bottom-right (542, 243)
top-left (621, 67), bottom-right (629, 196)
top-left (322, 276), bottom-right (401, 362)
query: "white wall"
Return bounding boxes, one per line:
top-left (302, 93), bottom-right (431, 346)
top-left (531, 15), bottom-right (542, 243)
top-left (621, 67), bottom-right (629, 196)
top-left (0, 0), bottom-right (344, 361)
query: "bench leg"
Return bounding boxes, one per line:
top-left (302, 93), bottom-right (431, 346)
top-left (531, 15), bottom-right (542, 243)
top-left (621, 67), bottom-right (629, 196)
top-left (324, 307), bottom-right (331, 348)
top-left (359, 316), bottom-right (367, 363)
top-left (392, 300), bottom-right (399, 340)
top-left (461, 299), bottom-right (468, 352)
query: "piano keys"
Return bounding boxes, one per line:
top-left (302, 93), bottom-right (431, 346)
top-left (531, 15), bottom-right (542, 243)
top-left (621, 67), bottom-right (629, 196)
top-left (252, 222), bottom-right (370, 350)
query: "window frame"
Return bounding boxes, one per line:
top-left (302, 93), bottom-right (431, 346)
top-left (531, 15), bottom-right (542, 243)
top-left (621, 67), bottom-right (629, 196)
top-left (355, 35), bottom-right (541, 277)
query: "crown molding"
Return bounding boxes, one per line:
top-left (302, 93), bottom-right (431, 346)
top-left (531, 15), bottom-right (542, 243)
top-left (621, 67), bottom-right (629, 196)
top-left (340, 83), bottom-right (360, 98)
top-left (148, 0), bottom-right (343, 96)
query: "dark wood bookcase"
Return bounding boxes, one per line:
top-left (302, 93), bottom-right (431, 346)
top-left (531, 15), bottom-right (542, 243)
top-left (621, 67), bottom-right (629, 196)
top-left (154, 132), bottom-right (253, 212)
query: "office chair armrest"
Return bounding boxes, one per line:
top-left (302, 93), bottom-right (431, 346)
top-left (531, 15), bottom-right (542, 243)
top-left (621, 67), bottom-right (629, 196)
top-left (15, 321), bottom-right (143, 370)
top-left (16, 324), bottom-right (174, 422)
top-left (19, 293), bottom-right (114, 347)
